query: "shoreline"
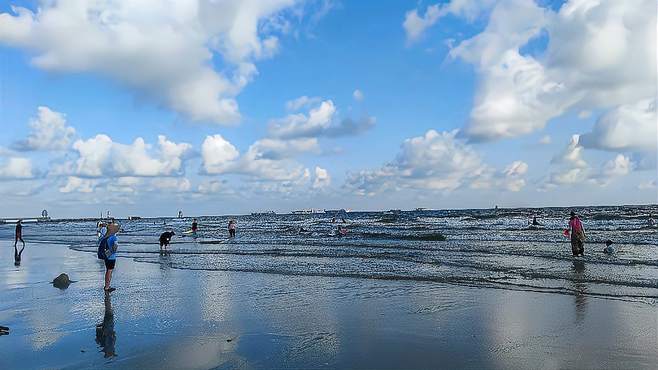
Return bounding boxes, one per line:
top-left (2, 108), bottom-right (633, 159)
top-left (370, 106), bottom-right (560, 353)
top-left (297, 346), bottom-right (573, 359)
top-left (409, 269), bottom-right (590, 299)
top-left (1, 239), bottom-right (657, 369)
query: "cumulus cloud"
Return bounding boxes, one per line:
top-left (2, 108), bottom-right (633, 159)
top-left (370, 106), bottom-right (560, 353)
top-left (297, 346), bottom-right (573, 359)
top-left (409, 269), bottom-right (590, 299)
top-left (345, 130), bottom-right (490, 195)
top-left (0, 157), bottom-right (35, 179)
top-left (579, 99), bottom-right (657, 153)
top-left (61, 134), bottom-right (192, 177)
top-left (13, 106), bottom-right (75, 151)
top-left (0, 1), bottom-right (310, 124)
top-left (551, 135), bottom-right (587, 168)
top-left (59, 176), bottom-right (97, 193)
top-left (403, 0), bottom-right (494, 43)
top-left (447, 0), bottom-right (656, 141)
top-left (201, 134), bottom-right (311, 182)
top-left (269, 99), bottom-right (375, 139)
top-left (285, 96), bottom-right (322, 111)
top-left (313, 166), bottom-right (331, 189)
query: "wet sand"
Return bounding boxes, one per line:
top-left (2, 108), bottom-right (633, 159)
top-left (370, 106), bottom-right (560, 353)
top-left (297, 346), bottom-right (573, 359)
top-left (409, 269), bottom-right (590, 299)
top-left (0, 240), bottom-right (656, 369)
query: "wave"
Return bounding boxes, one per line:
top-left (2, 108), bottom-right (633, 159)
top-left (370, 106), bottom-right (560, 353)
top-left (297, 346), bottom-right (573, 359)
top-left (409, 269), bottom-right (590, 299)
top-left (358, 232), bottom-right (446, 241)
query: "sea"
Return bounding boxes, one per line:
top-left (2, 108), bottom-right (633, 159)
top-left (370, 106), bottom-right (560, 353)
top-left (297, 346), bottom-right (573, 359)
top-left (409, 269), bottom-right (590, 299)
top-left (2, 205), bottom-right (657, 304)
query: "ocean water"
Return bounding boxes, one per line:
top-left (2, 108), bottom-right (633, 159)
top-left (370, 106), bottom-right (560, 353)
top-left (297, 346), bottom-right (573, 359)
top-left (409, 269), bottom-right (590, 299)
top-left (2, 205), bottom-right (657, 304)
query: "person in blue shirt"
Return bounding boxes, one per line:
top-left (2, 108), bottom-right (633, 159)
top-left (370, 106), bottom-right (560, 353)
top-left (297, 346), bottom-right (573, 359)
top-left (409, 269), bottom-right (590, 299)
top-left (102, 223), bottom-right (120, 293)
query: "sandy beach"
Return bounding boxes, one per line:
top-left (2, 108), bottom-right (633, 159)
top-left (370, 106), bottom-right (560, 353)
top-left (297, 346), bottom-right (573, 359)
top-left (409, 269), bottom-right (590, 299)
top-left (1, 237), bottom-right (657, 369)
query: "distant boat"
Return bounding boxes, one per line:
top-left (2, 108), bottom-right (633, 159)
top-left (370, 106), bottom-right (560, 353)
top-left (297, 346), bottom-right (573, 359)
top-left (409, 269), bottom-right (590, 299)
top-left (291, 209), bottom-right (325, 215)
top-left (251, 211), bottom-right (276, 216)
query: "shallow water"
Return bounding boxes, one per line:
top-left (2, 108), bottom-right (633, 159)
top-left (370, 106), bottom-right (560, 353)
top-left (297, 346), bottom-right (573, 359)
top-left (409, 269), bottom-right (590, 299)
top-left (2, 205), bottom-right (657, 303)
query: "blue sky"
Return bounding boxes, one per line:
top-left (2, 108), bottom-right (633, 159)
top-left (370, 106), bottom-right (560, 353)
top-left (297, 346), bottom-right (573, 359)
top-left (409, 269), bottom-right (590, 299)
top-left (0, 0), bottom-right (655, 218)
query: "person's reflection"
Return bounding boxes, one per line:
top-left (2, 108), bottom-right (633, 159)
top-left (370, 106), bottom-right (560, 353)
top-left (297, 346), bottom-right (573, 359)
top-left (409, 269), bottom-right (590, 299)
top-left (14, 244), bottom-right (25, 266)
top-left (571, 260), bottom-right (588, 323)
top-left (95, 293), bottom-right (117, 358)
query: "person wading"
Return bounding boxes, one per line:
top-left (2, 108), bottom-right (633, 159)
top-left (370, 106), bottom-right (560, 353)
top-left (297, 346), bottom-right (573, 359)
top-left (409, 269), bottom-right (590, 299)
top-left (568, 211), bottom-right (586, 257)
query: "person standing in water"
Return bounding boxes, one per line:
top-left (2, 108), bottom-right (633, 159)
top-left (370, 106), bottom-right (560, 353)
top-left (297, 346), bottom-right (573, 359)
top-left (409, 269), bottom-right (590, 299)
top-left (14, 219), bottom-right (25, 249)
top-left (648, 214), bottom-right (655, 227)
top-left (228, 219), bottom-right (236, 238)
top-left (98, 223), bottom-right (120, 293)
top-left (568, 211), bottom-right (586, 257)
top-left (191, 218), bottom-right (198, 233)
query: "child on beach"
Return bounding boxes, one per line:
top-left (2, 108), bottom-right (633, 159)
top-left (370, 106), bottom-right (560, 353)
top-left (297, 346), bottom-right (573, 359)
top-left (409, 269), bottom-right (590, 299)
top-left (603, 240), bottom-right (615, 254)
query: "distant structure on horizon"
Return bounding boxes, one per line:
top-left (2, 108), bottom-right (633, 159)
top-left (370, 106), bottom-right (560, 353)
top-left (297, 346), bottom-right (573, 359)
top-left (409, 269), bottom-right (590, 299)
top-left (291, 209), bottom-right (325, 215)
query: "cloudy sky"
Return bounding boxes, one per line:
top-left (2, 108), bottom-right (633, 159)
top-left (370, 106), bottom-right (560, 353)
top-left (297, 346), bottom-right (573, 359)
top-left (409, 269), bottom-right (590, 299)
top-left (0, 0), bottom-right (655, 218)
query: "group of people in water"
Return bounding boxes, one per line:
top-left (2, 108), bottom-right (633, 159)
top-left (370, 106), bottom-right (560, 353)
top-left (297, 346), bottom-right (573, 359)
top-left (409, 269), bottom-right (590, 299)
top-left (9, 210), bottom-right (656, 294)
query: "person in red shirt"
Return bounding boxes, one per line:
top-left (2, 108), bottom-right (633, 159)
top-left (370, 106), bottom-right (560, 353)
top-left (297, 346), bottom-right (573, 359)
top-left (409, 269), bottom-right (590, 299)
top-left (568, 211), bottom-right (586, 257)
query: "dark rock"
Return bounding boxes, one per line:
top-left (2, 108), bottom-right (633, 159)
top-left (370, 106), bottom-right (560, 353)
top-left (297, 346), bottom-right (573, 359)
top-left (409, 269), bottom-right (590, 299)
top-left (53, 273), bottom-right (71, 289)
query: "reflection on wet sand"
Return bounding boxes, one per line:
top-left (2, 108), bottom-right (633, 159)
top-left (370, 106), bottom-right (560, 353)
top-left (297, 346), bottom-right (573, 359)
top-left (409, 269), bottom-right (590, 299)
top-left (571, 260), bottom-right (588, 324)
top-left (96, 293), bottom-right (116, 358)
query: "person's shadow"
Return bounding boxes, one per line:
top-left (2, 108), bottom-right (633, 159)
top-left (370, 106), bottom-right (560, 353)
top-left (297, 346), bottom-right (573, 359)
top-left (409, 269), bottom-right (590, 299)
top-left (95, 293), bottom-right (117, 358)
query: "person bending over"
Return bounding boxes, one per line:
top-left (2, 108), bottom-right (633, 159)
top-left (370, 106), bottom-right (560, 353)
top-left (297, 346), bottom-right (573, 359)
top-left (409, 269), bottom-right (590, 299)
top-left (159, 231), bottom-right (175, 251)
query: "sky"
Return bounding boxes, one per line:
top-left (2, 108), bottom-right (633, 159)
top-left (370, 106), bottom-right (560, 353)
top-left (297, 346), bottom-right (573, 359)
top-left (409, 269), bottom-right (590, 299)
top-left (0, 0), bottom-right (656, 218)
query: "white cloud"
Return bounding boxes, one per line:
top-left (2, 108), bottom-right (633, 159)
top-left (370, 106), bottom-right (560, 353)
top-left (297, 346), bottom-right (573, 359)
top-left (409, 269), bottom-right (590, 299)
top-left (269, 99), bottom-right (375, 139)
top-left (403, 0), bottom-right (494, 43)
top-left (63, 134), bottom-right (192, 177)
top-left (503, 161), bottom-right (528, 177)
top-left (601, 154), bottom-right (632, 178)
top-left (201, 135), bottom-right (311, 182)
top-left (551, 135), bottom-right (587, 168)
top-left (196, 180), bottom-right (225, 194)
top-left (13, 106), bottom-right (75, 151)
top-left (579, 98), bottom-right (657, 153)
top-left (352, 89), bottom-right (364, 102)
top-left (345, 130), bottom-right (489, 194)
top-left (313, 166), bottom-right (331, 189)
top-left (0, 157), bottom-right (35, 179)
top-left (285, 96), bottom-right (322, 111)
top-left (201, 134), bottom-right (240, 174)
top-left (448, 0), bottom-right (656, 141)
top-left (0, 1), bottom-right (308, 124)
top-left (59, 176), bottom-right (97, 193)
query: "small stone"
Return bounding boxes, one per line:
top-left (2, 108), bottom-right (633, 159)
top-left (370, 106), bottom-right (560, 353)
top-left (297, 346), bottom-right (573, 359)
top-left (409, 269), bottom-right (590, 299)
top-left (53, 273), bottom-right (71, 289)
